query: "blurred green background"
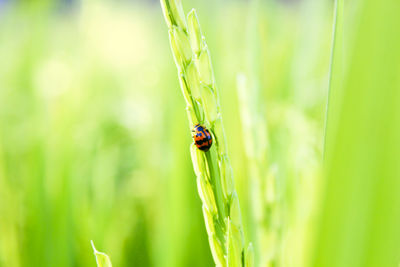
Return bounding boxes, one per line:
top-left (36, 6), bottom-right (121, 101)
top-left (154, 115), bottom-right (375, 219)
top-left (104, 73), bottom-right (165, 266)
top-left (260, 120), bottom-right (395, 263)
top-left (0, 0), bottom-right (399, 266)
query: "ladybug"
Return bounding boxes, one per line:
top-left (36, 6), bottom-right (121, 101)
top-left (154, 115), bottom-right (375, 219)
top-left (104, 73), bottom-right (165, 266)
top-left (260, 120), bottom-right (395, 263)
top-left (192, 124), bottom-right (213, 152)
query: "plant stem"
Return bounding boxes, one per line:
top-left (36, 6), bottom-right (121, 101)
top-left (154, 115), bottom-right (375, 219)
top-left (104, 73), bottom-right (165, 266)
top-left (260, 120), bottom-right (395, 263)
top-left (323, 0), bottom-right (339, 160)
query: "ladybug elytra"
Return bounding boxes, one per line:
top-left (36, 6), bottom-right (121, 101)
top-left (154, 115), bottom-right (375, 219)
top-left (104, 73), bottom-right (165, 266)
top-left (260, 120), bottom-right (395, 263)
top-left (192, 124), bottom-right (213, 152)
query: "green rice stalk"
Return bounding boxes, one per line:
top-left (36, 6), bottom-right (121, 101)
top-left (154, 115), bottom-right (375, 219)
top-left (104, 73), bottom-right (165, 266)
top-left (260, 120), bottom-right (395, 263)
top-left (236, 0), bottom-right (280, 265)
top-left (237, 74), bottom-right (279, 267)
top-left (160, 1), bottom-right (252, 266)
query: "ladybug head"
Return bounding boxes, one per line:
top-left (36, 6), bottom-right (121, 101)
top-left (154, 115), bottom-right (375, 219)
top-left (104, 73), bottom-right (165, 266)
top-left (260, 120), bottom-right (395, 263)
top-left (195, 125), bottom-right (204, 131)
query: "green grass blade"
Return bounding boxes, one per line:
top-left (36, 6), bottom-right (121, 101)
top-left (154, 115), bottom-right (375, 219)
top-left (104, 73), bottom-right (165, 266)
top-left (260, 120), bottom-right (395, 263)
top-left (312, 0), bottom-right (400, 266)
top-left (91, 241), bottom-right (112, 267)
top-left (323, 0), bottom-right (340, 159)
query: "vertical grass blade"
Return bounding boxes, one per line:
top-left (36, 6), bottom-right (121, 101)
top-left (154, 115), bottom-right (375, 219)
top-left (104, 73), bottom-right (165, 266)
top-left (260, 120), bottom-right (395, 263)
top-left (323, 0), bottom-right (341, 159)
top-left (312, 0), bottom-right (400, 266)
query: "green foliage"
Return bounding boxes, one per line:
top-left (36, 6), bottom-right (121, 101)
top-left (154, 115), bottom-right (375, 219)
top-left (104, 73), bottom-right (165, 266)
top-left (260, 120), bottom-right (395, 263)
top-left (1, 0), bottom-right (397, 267)
top-left (312, 0), bottom-right (400, 266)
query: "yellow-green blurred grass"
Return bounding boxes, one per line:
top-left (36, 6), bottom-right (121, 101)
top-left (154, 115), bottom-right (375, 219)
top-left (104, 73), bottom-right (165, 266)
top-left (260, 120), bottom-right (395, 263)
top-left (312, 0), bottom-right (400, 266)
top-left (0, 1), bottom-right (332, 267)
top-left (0, 2), bottom-right (213, 267)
